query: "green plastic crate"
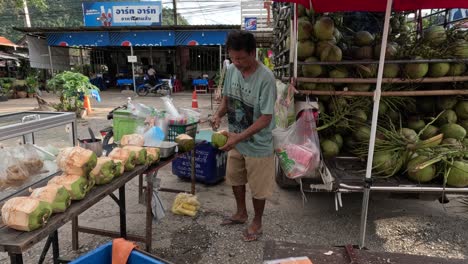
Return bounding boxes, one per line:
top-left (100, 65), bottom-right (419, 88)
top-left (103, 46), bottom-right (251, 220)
top-left (166, 122), bottom-right (198, 142)
top-left (112, 109), bottom-right (145, 142)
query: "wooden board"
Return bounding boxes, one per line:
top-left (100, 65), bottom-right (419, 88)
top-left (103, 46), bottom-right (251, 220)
top-left (0, 165), bottom-right (148, 254)
top-left (263, 241), bottom-right (466, 264)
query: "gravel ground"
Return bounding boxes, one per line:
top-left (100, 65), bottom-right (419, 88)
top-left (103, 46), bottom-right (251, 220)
top-left (0, 91), bottom-right (467, 263)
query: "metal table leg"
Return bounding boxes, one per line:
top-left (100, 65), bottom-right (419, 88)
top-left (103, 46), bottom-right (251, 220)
top-left (38, 234), bottom-right (53, 264)
top-left (51, 230), bottom-right (60, 264)
top-left (119, 185), bottom-right (127, 239)
top-left (72, 217), bottom-right (79, 250)
top-left (145, 171), bottom-right (157, 252)
top-left (191, 149), bottom-right (196, 195)
top-left (138, 174), bottom-right (144, 204)
top-left (9, 253), bottom-right (23, 264)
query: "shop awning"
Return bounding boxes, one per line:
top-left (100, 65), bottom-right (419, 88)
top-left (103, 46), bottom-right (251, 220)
top-left (0, 36), bottom-right (18, 48)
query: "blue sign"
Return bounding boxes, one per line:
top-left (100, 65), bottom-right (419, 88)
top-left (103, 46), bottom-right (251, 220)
top-left (175, 31), bottom-right (228, 46)
top-left (109, 31), bottom-right (174, 46)
top-left (245, 17), bottom-right (257, 31)
top-left (46, 32), bottom-right (110, 47)
top-left (82, 2), bottom-right (162, 27)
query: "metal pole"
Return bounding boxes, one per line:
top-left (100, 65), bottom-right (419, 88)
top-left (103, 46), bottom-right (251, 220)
top-left (131, 45), bottom-right (136, 93)
top-left (48, 46), bottom-right (54, 76)
top-left (150, 46), bottom-right (153, 65)
top-left (23, 0), bottom-right (31, 27)
top-left (358, 0), bottom-right (393, 249)
top-left (173, 0), bottom-right (178, 25)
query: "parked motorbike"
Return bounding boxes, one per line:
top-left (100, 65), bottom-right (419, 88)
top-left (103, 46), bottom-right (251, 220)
top-left (99, 104), bottom-right (127, 152)
top-left (136, 75), bottom-right (171, 96)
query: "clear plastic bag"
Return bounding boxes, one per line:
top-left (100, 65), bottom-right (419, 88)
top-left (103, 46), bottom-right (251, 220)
top-left (3, 147), bottom-right (31, 188)
top-left (128, 101), bottom-right (158, 118)
top-left (180, 108), bottom-right (201, 123)
top-left (275, 80), bottom-right (296, 129)
top-left (273, 110), bottom-right (320, 179)
top-left (161, 96), bottom-right (181, 118)
top-left (11, 143), bottom-right (44, 175)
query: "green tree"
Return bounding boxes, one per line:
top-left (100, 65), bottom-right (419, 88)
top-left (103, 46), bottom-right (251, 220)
top-left (0, 0), bottom-right (47, 11)
top-left (162, 7), bottom-right (189, 26)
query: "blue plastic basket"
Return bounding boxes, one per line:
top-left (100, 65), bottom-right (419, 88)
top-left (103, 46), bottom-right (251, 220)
top-left (71, 242), bottom-right (169, 264)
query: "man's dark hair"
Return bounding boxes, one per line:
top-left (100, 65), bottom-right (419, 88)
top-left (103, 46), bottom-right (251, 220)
top-left (226, 30), bottom-right (256, 54)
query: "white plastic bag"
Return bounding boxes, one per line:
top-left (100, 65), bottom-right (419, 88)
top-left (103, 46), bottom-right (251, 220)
top-left (275, 80), bottom-right (296, 128)
top-left (273, 110), bottom-right (320, 179)
top-left (161, 96), bottom-right (181, 118)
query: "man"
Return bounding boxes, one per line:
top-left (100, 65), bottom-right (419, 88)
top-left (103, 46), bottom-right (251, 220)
top-left (211, 30), bottom-right (276, 242)
top-left (147, 65), bottom-right (157, 86)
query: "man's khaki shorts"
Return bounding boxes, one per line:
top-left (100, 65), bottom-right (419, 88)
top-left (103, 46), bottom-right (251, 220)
top-left (225, 148), bottom-right (275, 199)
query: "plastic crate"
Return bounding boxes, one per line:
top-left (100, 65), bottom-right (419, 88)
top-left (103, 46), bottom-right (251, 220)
top-left (112, 109), bottom-right (145, 142)
top-left (71, 242), bottom-right (168, 264)
top-left (172, 140), bottom-right (226, 185)
top-left (166, 122), bottom-right (198, 142)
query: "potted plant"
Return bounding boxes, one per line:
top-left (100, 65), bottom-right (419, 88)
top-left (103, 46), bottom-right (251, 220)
top-left (13, 79), bottom-right (28, 98)
top-left (47, 71), bottom-right (99, 117)
top-left (26, 75), bottom-right (39, 98)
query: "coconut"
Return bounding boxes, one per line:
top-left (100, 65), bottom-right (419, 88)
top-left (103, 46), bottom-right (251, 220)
top-left (354, 46), bottom-right (374, 59)
top-left (330, 134), bottom-right (343, 149)
top-left (320, 44), bottom-right (342, 62)
top-left (352, 109), bottom-right (368, 122)
top-left (299, 82), bottom-right (317, 90)
top-left (407, 118), bottom-right (426, 132)
top-left (355, 31), bottom-right (374, 46)
top-left (302, 57), bottom-right (323, 77)
top-left (298, 18), bottom-right (313, 41)
top-left (404, 57), bottom-right (429, 79)
top-left (436, 97), bottom-right (458, 111)
top-left (460, 120), bottom-right (468, 132)
top-left (407, 156), bottom-right (437, 183)
top-left (315, 41), bottom-right (334, 57)
top-left (297, 40), bottom-right (315, 60)
top-left (348, 83), bottom-right (371, 92)
top-left (388, 109), bottom-right (400, 122)
top-left (446, 161), bottom-right (468, 187)
top-left (453, 40), bottom-right (468, 58)
top-left (321, 140), bottom-right (339, 158)
top-left (428, 63), bottom-right (450, 77)
top-left (440, 123), bottom-right (466, 140)
top-left (420, 125), bottom-right (439, 140)
top-left (400, 128), bottom-right (418, 143)
top-left (373, 151), bottom-right (404, 176)
top-left (383, 64), bottom-right (400, 78)
top-left (314, 17), bottom-right (335, 40)
top-left (356, 64), bottom-right (377, 78)
top-left (333, 28), bottom-right (342, 42)
top-left (378, 102), bottom-right (388, 116)
top-left (354, 126), bottom-right (371, 142)
top-left (436, 109), bottom-right (458, 126)
top-left (448, 63), bottom-right (467, 76)
top-left (316, 84), bottom-right (334, 102)
top-left (455, 101), bottom-right (468, 120)
top-left (442, 138), bottom-right (464, 148)
top-left (329, 67), bottom-right (348, 78)
top-left (374, 43), bottom-right (398, 59)
top-left (423, 26), bottom-right (447, 46)
top-left (418, 97), bottom-right (436, 113)
top-left (328, 97), bottom-right (348, 113)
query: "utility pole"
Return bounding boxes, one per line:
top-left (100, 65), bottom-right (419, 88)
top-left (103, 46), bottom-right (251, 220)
top-left (173, 0), bottom-right (177, 25)
top-left (23, 0), bottom-right (32, 27)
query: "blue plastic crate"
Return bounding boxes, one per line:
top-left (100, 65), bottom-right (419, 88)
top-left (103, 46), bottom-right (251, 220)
top-left (172, 140), bottom-right (227, 185)
top-left (71, 242), bottom-right (168, 264)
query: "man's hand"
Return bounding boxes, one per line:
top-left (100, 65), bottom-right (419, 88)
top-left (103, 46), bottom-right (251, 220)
top-left (219, 132), bottom-right (242, 152)
top-left (210, 114), bottom-right (222, 131)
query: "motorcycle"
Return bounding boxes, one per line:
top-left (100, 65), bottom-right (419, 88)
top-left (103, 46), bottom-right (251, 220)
top-left (99, 104), bottom-right (127, 152)
top-left (136, 75), bottom-right (172, 96)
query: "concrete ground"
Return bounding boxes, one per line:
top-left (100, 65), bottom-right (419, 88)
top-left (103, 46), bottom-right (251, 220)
top-left (1, 90), bottom-right (468, 264)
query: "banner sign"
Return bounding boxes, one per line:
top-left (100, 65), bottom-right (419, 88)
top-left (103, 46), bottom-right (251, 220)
top-left (82, 1), bottom-right (162, 27)
top-left (244, 17), bottom-right (257, 31)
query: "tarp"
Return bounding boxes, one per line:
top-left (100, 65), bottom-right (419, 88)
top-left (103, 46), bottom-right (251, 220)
top-left (274, 0), bottom-right (468, 12)
top-left (27, 36), bottom-right (70, 70)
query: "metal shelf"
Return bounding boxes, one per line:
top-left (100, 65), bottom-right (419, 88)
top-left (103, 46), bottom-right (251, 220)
top-left (297, 89), bottom-right (468, 97)
top-left (297, 58), bottom-right (468, 65)
top-left (295, 76), bottom-right (468, 84)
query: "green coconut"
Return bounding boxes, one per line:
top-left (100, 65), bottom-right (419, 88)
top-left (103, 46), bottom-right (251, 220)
top-left (348, 83), bottom-right (371, 92)
top-left (321, 139), bottom-right (340, 158)
top-left (428, 63), bottom-right (450, 77)
top-left (344, 136), bottom-right (358, 149)
top-left (453, 40), bottom-right (468, 58)
top-left (302, 57), bottom-right (323, 77)
top-left (300, 82), bottom-right (317, 90)
top-left (448, 63), bottom-right (467, 76)
top-left (383, 64), bottom-right (400, 78)
top-left (442, 138), bottom-right (464, 148)
top-left (333, 28), bottom-right (342, 42)
top-left (315, 41), bottom-right (334, 57)
top-left (320, 44), bottom-right (342, 62)
top-left (446, 160), bottom-right (468, 187)
top-left (459, 120), bottom-right (468, 132)
top-left (423, 26), bottom-right (447, 46)
top-left (420, 125), bottom-right (439, 140)
top-left (330, 134), bottom-right (343, 150)
top-left (352, 109), bottom-right (368, 122)
top-left (388, 109), bottom-right (400, 122)
top-left (314, 16), bottom-right (335, 40)
top-left (436, 109), bottom-right (458, 126)
top-left (440, 123), bottom-right (466, 140)
top-left (316, 84), bottom-right (334, 102)
top-left (374, 43), bottom-right (398, 59)
top-left (355, 31), bottom-right (374, 46)
top-left (399, 128), bottom-right (418, 143)
top-left (354, 126), bottom-right (371, 142)
top-left (1, 197), bottom-right (53, 232)
top-left (354, 46), bottom-right (374, 59)
top-left (297, 40), bottom-right (315, 60)
top-left (329, 67), bottom-right (348, 78)
top-left (356, 64), bottom-right (377, 78)
top-left (378, 102), bottom-right (388, 116)
top-left (407, 156), bottom-right (437, 183)
top-left (373, 151), bottom-right (404, 176)
top-left (436, 97), bottom-right (458, 111)
top-left (212, 131), bottom-right (228, 148)
top-left (298, 18), bottom-right (313, 41)
top-left (404, 58), bottom-right (429, 79)
top-left (407, 118), bottom-right (426, 132)
top-left (328, 97), bottom-right (348, 113)
top-left (455, 101), bottom-right (468, 120)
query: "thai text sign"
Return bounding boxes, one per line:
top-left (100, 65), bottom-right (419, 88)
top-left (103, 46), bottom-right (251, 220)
top-left (82, 1), bottom-right (162, 27)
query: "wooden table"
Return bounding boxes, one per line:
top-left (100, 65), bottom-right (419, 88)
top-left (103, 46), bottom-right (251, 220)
top-left (0, 149), bottom-right (197, 264)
